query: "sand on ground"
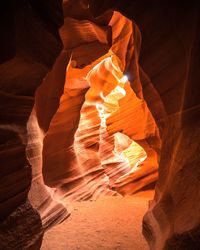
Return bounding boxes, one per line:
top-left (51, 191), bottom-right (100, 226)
top-left (41, 190), bottom-right (153, 250)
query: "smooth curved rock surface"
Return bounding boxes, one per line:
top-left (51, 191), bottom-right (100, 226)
top-left (0, 1), bottom-right (67, 249)
top-left (1, 1), bottom-right (200, 249)
top-left (39, 11), bottom-right (159, 202)
top-left (76, 1), bottom-right (200, 249)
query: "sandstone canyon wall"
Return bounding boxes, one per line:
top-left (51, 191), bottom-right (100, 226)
top-left (37, 8), bottom-right (160, 203)
top-left (0, 1), bottom-right (200, 250)
top-left (93, 1), bottom-right (200, 249)
top-left (0, 1), bottom-right (68, 249)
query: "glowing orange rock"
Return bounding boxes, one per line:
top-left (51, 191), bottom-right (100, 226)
top-left (40, 11), bottom-right (159, 201)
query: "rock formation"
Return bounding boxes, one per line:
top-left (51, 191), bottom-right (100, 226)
top-left (0, 1), bottom-right (68, 249)
top-left (1, 0), bottom-right (200, 249)
top-left (35, 10), bottom-right (159, 203)
top-left (97, 1), bottom-right (200, 249)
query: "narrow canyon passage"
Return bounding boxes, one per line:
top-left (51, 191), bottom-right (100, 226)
top-left (27, 8), bottom-right (159, 223)
top-left (41, 191), bottom-right (153, 250)
top-left (27, 6), bottom-right (160, 249)
top-left (1, 1), bottom-right (200, 250)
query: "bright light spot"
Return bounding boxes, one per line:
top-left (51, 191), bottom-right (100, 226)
top-left (96, 103), bottom-right (104, 114)
top-left (120, 75), bottom-right (128, 84)
top-left (115, 86), bottom-right (126, 96)
top-left (100, 91), bottom-right (106, 101)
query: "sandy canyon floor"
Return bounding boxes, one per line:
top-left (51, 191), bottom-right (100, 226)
top-left (41, 190), bottom-right (153, 250)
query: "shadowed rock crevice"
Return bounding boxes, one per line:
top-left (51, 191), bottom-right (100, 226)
top-left (0, 1), bottom-right (67, 249)
top-left (1, 1), bottom-right (200, 249)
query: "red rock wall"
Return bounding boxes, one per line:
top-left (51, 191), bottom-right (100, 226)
top-left (92, 1), bottom-right (200, 249)
top-left (81, 0), bottom-right (200, 248)
top-left (37, 9), bottom-right (160, 202)
top-left (0, 1), bottom-right (68, 249)
top-left (1, 1), bottom-right (200, 249)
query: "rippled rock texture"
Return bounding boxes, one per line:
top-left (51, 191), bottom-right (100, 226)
top-left (1, 0), bottom-right (200, 249)
top-left (0, 1), bottom-right (68, 249)
top-left (33, 9), bottom-right (159, 203)
top-left (89, 1), bottom-right (200, 249)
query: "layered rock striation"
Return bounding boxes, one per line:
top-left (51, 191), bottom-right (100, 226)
top-left (37, 10), bottom-right (159, 203)
top-left (1, 1), bottom-right (199, 249)
top-left (0, 1), bottom-right (68, 249)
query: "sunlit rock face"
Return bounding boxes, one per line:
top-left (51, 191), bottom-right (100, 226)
top-left (27, 107), bottom-right (69, 230)
top-left (69, 1), bottom-right (200, 249)
top-left (38, 10), bottom-right (159, 202)
top-left (2, 1), bottom-right (199, 249)
top-left (27, 46), bottom-right (71, 231)
top-left (94, 1), bottom-right (200, 249)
